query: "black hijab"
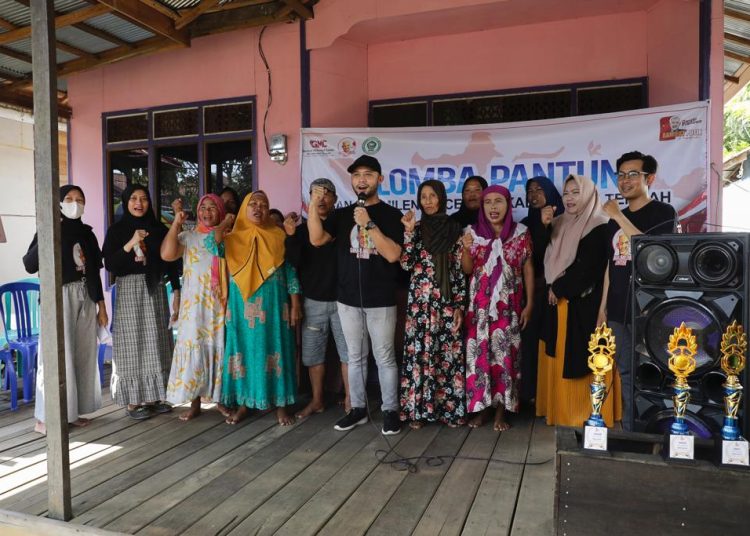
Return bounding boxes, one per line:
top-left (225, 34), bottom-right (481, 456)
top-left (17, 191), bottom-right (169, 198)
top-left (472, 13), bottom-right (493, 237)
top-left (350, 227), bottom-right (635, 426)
top-left (418, 180), bottom-right (462, 299)
top-left (60, 185), bottom-right (103, 302)
top-left (102, 184), bottom-right (169, 295)
top-left (450, 175), bottom-right (488, 227)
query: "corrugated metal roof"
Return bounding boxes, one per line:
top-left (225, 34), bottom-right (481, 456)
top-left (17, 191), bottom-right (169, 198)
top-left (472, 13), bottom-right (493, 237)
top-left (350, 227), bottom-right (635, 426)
top-left (159, 0), bottom-right (201, 9)
top-left (56, 26), bottom-right (118, 55)
top-left (0, 0), bottom-right (90, 27)
top-left (0, 56), bottom-right (31, 77)
top-left (725, 0), bottom-right (750, 82)
top-left (6, 38), bottom-right (78, 64)
top-left (726, 58), bottom-right (743, 76)
top-left (84, 13), bottom-right (156, 43)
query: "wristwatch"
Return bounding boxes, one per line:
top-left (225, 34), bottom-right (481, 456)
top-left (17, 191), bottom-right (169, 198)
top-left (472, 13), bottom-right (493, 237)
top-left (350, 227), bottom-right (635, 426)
top-left (365, 220), bottom-right (377, 231)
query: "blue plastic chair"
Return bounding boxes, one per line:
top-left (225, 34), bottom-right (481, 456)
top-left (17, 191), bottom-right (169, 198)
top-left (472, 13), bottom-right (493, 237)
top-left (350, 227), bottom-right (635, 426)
top-left (97, 286), bottom-right (116, 386)
top-left (0, 328), bottom-right (18, 411)
top-left (0, 282), bottom-right (40, 403)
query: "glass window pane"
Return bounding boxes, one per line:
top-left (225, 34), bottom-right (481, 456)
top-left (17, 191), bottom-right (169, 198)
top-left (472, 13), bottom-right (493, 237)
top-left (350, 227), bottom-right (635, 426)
top-left (157, 145), bottom-right (199, 226)
top-left (109, 149), bottom-right (149, 224)
top-left (207, 139), bottom-right (253, 200)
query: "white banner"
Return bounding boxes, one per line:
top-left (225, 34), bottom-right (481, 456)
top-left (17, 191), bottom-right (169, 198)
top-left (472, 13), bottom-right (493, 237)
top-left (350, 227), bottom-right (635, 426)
top-left (301, 101), bottom-right (709, 231)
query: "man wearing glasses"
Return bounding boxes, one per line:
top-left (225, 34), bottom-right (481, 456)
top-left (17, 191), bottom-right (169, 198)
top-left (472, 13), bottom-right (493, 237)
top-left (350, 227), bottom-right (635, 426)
top-left (597, 151), bottom-right (677, 431)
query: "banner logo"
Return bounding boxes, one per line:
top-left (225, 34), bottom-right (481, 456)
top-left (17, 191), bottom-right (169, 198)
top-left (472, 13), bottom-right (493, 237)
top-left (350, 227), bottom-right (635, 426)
top-left (362, 136), bottom-right (382, 155)
top-left (659, 115), bottom-right (704, 141)
top-left (338, 138), bottom-right (357, 156)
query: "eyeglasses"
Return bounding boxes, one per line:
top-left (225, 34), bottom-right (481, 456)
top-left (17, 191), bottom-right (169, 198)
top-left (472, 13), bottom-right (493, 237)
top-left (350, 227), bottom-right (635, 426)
top-left (616, 170), bottom-right (649, 182)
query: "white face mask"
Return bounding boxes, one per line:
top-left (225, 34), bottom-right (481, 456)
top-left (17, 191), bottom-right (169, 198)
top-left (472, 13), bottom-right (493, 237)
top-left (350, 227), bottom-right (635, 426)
top-left (60, 200), bottom-right (85, 220)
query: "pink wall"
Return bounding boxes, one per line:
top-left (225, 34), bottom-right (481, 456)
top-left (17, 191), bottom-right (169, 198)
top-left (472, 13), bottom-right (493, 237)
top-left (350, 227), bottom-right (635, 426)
top-left (366, 12), bottom-right (649, 101)
top-left (310, 37), bottom-right (368, 127)
top-left (646, 0), bottom-right (699, 107)
top-left (67, 22), bottom-right (303, 245)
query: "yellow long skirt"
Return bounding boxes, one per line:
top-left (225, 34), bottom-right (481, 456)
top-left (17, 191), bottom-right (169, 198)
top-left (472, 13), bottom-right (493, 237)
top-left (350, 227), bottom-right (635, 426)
top-left (536, 298), bottom-right (622, 427)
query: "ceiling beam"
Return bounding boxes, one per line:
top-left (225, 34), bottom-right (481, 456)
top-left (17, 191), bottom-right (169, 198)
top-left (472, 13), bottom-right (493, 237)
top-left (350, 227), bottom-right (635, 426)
top-left (189, 5), bottom-right (289, 39)
top-left (0, 4), bottom-right (112, 46)
top-left (725, 74), bottom-right (741, 84)
top-left (0, 16), bottom-right (17, 31)
top-left (0, 45), bottom-right (32, 64)
top-left (56, 41), bottom-right (98, 61)
top-left (0, 68), bottom-right (24, 81)
top-left (726, 49), bottom-right (750, 65)
top-left (726, 7), bottom-right (750, 24)
top-left (94, 0), bottom-right (190, 46)
top-left (175, 0), bottom-right (221, 30)
top-left (281, 0), bottom-right (313, 20)
top-left (138, 0), bottom-right (180, 20)
top-left (725, 31), bottom-right (750, 48)
top-left (73, 22), bottom-right (136, 49)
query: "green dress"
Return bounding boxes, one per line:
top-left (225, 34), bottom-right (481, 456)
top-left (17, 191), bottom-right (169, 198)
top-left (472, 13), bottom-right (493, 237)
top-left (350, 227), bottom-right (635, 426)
top-left (221, 262), bottom-right (300, 409)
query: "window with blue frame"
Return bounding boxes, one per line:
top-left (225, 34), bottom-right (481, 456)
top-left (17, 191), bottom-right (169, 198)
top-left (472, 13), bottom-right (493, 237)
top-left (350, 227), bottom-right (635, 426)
top-left (104, 97), bottom-right (256, 227)
top-left (369, 79), bottom-right (647, 127)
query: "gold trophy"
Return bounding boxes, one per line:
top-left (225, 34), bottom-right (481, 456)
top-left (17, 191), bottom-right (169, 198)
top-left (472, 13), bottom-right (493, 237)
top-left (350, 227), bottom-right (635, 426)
top-left (586, 324), bottom-right (616, 428)
top-left (720, 321), bottom-right (747, 441)
top-left (583, 324), bottom-right (615, 451)
top-left (667, 322), bottom-right (697, 436)
top-left (664, 322), bottom-right (697, 461)
top-left (718, 321), bottom-right (749, 467)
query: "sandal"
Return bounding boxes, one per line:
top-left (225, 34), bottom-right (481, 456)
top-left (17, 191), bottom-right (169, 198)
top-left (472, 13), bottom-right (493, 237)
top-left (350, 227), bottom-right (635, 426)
top-left (126, 406), bottom-right (152, 421)
top-left (148, 401), bottom-right (173, 414)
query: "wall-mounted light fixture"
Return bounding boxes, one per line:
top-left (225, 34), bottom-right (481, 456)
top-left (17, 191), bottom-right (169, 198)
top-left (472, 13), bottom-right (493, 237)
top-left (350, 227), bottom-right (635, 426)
top-left (269, 134), bottom-right (288, 165)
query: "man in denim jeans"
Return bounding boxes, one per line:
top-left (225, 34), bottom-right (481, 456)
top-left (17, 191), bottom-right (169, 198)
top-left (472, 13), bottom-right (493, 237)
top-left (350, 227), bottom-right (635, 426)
top-left (307, 155), bottom-right (404, 435)
top-left (284, 178), bottom-right (350, 419)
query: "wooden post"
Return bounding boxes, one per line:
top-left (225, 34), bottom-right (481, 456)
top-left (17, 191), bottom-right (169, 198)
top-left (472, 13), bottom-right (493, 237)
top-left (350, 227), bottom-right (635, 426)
top-left (30, 0), bottom-right (72, 521)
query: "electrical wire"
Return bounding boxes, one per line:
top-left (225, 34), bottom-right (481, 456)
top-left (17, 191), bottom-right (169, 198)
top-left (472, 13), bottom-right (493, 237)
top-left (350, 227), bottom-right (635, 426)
top-left (258, 25), bottom-right (272, 157)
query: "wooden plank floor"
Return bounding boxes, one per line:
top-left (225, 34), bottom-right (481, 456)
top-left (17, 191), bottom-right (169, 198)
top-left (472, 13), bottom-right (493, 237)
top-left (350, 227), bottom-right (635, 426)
top-left (0, 374), bottom-right (555, 535)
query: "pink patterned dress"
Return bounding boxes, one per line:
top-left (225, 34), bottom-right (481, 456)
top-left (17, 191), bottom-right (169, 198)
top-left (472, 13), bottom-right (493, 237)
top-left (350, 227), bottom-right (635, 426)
top-left (465, 223), bottom-right (531, 414)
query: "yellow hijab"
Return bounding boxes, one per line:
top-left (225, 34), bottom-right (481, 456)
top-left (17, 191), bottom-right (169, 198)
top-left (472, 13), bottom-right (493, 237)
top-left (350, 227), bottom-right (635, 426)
top-left (224, 191), bottom-right (285, 300)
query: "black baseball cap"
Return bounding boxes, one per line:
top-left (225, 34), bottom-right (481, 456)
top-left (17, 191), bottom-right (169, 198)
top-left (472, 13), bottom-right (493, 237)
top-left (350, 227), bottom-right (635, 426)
top-left (346, 155), bottom-right (382, 175)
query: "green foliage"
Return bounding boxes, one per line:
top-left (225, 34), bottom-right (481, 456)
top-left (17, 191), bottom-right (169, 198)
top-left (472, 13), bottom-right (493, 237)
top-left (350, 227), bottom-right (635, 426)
top-left (724, 84), bottom-right (750, 156)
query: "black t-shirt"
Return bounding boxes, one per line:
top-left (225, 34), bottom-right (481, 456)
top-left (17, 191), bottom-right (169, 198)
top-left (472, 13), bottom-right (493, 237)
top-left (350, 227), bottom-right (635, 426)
top-left (324, 201), bottom-right (404, 308)
top-left (606, 200), bottom-right (677, 323)
top-left (285, 221), bottom-right (338, 302)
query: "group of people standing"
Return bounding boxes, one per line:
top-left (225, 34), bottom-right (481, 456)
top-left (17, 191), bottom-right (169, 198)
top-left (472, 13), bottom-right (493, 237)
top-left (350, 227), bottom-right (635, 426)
top-left (25, 149), bottom-right (676, 437)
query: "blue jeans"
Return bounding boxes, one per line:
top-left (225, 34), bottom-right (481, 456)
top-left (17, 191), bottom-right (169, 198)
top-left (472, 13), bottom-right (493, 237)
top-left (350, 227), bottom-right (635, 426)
top-left (337, 302), bottom-right (398, 412)
top-left (301, 298), bottom-right (348, 366)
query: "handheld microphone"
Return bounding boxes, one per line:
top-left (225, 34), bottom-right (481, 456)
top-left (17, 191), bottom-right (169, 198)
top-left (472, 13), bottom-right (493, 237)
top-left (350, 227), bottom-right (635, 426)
top-left (357, 192), bottom-right (367, 207)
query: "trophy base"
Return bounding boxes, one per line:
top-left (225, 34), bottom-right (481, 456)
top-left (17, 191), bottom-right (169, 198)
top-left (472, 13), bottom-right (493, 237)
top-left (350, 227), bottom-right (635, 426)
top-left (661, 432), bottom-right (697, 464)
top-left (582, 425), bottom-right (609, 454)
top-left (714, 438), bottom-right (750, 469)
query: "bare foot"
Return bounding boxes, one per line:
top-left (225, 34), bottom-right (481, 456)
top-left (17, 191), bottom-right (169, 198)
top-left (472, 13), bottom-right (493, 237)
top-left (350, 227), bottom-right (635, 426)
top-left (179, 407), bottom-right (201, 421)
top-left (296, 401), bottom-right (325, 419)
top-left (447, 421), bottom-right (462, 428)
top-left (277, 407), bottom-right (295, 426)
top-left (493, 407), bottom-right (511, 432)
top-left (71, 418), bottom-right (91, 427)
top-left (34, 421), bottom-right (46, 435)
top-left (217, 404), bottom-right (232, 418)
top-left (468, 410), bottom-right (488, 429)
top-left (226, 406), bottom-right (248, 425)
top-left (409, 421), bottom-right (424, 430)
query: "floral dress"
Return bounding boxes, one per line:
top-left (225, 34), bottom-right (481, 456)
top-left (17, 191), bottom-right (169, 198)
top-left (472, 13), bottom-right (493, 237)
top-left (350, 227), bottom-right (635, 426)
top-left (221, 262), bottom-right (300, 409)
top-left (166, 230), bottom-right (225, 404)
top-left (399, 224), bottom-right (467, 425)
top-left (465, 224), bottom-right (531, 414)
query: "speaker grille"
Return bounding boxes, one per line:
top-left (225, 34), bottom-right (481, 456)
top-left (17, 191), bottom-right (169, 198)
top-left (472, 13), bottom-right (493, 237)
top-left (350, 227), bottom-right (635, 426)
top-left (643, 298), bottom-right (722, 375)
top-left (635, 243), bottom-right (677, 284)
top-left (689, 242), bottom-right (739, 287)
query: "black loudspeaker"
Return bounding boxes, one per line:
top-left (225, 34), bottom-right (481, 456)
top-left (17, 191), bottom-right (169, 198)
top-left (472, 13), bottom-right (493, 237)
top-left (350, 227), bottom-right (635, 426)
top-left (631, 233), bottom-right (750, 439)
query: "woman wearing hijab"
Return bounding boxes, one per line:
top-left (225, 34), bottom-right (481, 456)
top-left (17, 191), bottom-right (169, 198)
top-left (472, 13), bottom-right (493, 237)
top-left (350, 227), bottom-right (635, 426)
top-left (161, 194), bottom-right (235, 421)
top-left (102, 184), bottom-right (182, 420)
top-left (519, 177), bottom-right (565, 403)
top-left (462, 185), bottom-right (534, 431)
top-left (23, 185), bottom-right (106, 434)
top-left (449, 175), bottom-right (488, 228)
top-left (399, 180), bottom-right (467, 429)
top-left (218, 191), bottom-right (302, 426)
top-left (536, 175), bottom-right (621, 427)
